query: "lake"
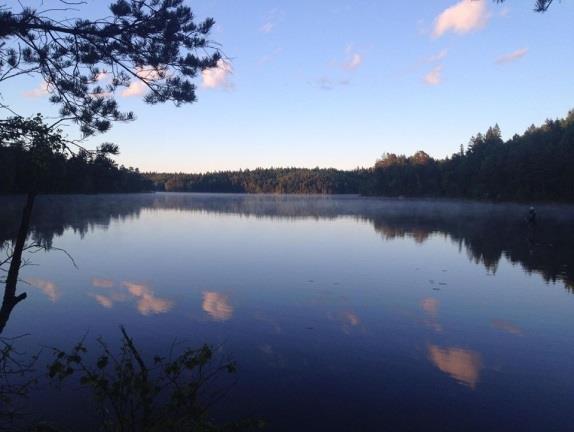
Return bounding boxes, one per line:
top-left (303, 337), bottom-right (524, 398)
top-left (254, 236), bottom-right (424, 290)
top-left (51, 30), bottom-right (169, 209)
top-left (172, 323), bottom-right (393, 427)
top-left (1, 193), bottom-right (574, 431)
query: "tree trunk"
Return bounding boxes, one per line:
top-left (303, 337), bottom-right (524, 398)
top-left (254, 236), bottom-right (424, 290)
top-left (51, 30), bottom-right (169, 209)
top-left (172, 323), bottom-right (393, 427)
top-left (0, 193), bottom-right (35, 334)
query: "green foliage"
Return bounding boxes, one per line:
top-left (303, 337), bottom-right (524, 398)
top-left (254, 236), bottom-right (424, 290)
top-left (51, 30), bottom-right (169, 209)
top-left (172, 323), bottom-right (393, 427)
top-left (47, 327), bottom-right (260, 431)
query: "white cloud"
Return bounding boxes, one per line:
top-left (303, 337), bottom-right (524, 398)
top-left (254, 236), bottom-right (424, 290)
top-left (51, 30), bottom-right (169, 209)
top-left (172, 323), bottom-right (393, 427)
top-left (343, 52), bottom-right (363, 70)
top-left (428, 49), bottom-right (448, 63)
top-left (314, 77), bottom-right (350, 91)
top-left (202, 59), bottom-right (233, 90)
top-left (23, 81), bottom-right (49, 98)
top-left (121, 81), bottom-right (146, 97)
top-left (424, 65), bottom-right (443, 85)
top-left (25, 74), bottom-right (109, 98)
top-left (496, 47), bottom-right (528, 65)
top-left (433, 0), bottom-right (489, 37)
top-left (95, 71), bottom-right (108, 81)
top-left (313, 45), bottom-right (361, 90)
top-left (499, 7), bottom-right (511, 17)
top-left (317, 77), bottom-right (334, 90)
top-left (258, 47), bottom-right (283, 65)
top-left (422, 50), bottom-right (447, 87)
top-left (121, 67), bottom-right (165, 97)
top-left (260, 8), bottom-right (284, 34)
top-left (260, 22), bottom-right (274, 33)
top-left (416, 18), bottom-right (428, 36)
top-left (342, 44), bottom-right (364, 71)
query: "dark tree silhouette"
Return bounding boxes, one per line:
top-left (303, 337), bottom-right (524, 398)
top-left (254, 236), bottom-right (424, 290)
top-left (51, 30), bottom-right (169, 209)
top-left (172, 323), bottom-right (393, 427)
top-left (147, 168), bottom-right (369, 194)
top-left (494, 0), bottom-right (555, 12)
top-left (368, 110), bottom-right (574, 201)
top-left (145, 109), bottom-right (574, 201)
top-left (0, 115), bottom-right (153, 195)
top-left (0, 116), bottom-right (87, 334)
top-left (0, 194), bottom-right (32, 334)
top-left (1, 1), bottom-right (221, 334)
top-left (0, 0), bottom-right (221, 331)
top-left (3, 110), bottom-right (574, 202)
top-left (0, 0), bottom-right (221, 135)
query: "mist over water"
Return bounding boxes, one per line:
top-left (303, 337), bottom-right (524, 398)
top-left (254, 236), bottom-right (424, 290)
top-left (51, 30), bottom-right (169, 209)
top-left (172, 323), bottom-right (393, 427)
top-left (2, 193), bottom-right (574, 431)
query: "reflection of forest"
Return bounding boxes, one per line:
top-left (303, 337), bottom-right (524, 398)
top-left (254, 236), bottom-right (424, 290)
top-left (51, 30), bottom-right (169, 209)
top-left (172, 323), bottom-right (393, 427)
top-left (2, 193), bottom-right (573, 291)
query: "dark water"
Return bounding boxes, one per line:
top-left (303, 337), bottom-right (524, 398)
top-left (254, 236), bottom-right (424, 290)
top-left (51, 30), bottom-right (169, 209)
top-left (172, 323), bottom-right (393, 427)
top-left (1, 193), bottom-right (574, 431)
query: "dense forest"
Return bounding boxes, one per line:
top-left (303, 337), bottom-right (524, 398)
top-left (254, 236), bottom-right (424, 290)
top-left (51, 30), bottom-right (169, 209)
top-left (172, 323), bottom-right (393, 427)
top-left (148, 109), bottom-right (574, 201)
top-left (0, 145), bottom-right (151, 194)
top-left (0, 116), bottom-right (153, 194)
top-left (0, 144), bottom-right (152, 194)
top-left (368, 109), bottom-right (574, 201)
top-left (147, 168), bottom-right (369, 194)
top-left (3, 110), bottom-right (573, 200)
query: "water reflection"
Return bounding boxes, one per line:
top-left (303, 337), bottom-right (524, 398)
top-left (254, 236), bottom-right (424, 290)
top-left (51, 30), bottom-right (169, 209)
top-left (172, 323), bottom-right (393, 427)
top-left (1, 193), bottom-right (572, 294)
top-left (90, 293), bottom-right (116, 309)
top-left (91, 277), bottom-right (114, 288)
top-left (123, 282), bottom-right (173, 316)
top-left (87, 279), bottom-right (173, 315)
top-left (202, 291), bottom-right (233, 321)
top-left (26, 277), bottom-right (59, 303)
top-left (420, 298), bottom-right (439, 316)
top-left (427, 345), bottom-right (483, 389)
top-left (342, 311), bottom-right (360, 327)
top-left (420, 297), bottom-right (442, 332)
top-left (491, 319), bottom-right (523, 336)
top-left (1, 194), bottom-right (574, 430)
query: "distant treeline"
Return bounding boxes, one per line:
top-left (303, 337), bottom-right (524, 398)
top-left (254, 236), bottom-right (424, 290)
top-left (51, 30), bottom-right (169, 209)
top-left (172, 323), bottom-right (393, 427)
top-left (368, 110), bottom-right (574, 201)
top-left (148, 109), bottom-right (574, 201)
top-left (3, 110), bottom-right (573, 200)
top-left (147, 168), bottom-right (369, 194)
top-left (0, 145), bottom-right (153, 194)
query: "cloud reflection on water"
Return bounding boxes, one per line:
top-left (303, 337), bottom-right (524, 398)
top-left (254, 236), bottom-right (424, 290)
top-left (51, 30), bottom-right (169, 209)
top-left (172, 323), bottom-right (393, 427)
top-left (491, 319), bottom-right (522, 335)
top-left (123, 282), bottom-right (173, 316)
top-left (27, 277), bottom-right (59, 302)
top-left (427, 345), bottom-right (482, 388)
top-left (343, 311), bottom-right (360, 327)
top-left (88, 279), bottom-right (173, 316)
top-left (420, 297), bottom-right (442, 332)
top-left (90, 293), bottom-right (114, 309)
top-left (91, 278), bottom-right (114, 288)
top-left (202, 291), bottom-right (233, 321)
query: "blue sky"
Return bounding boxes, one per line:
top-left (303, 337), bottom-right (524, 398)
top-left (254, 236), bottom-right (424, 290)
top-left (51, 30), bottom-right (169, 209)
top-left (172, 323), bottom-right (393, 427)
top-left (3, 0), bottom-right (574, 172)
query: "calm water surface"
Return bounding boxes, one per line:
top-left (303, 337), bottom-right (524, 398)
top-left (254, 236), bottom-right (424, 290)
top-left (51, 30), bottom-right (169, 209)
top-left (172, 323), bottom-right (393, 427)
top-left (1, 193), bottom-right (574, 431)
